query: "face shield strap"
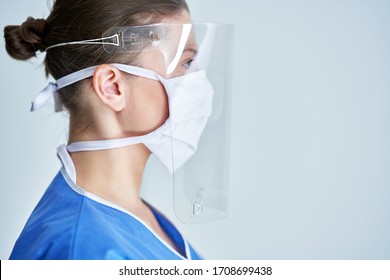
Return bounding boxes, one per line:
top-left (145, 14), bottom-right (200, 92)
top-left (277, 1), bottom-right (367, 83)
top-left (45, 34), bottom-right (120, 52)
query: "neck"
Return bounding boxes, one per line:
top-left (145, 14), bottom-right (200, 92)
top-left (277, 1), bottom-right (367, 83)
top-left (70, 144), bottom-right (151, 212)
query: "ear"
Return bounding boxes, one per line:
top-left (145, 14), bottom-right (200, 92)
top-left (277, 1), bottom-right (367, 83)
top-left (92, 64), bottom-right (126, 112)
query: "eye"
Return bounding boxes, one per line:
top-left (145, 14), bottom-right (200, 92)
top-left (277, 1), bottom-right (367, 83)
top-left (183, 58), bottom-right (194, 69)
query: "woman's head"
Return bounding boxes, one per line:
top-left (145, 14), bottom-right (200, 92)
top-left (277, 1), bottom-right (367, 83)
top-left (4, 0), bottom-right (189, 136)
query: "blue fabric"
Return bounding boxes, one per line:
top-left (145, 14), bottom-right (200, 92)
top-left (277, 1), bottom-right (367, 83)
top-left (9, 171), bottom-right (201, 260)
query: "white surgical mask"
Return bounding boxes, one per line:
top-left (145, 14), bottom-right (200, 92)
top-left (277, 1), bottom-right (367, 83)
top-left (31, 64), bottom-right (214, 173)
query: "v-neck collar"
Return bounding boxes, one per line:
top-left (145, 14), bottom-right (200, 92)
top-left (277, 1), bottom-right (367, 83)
top-left (57, 144), bottom-right (191, 260)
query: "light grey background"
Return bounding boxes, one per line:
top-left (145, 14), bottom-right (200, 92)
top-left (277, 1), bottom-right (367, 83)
top-left (1, 0), bottom-right (389, 259)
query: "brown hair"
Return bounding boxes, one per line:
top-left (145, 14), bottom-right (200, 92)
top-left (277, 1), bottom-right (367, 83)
top-left (4, 0), bottom-right (188, 125)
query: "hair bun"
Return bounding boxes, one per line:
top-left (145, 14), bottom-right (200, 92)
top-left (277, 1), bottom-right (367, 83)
top-left (4, 17), bottom-right (48, 60)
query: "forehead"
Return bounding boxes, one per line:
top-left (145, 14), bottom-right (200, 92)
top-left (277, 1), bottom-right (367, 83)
top-left (161, 10), bottom-right (191, 24)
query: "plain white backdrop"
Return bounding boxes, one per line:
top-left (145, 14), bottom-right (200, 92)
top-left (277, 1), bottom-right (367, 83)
top-left (1, 0), bottom-right (389, 259)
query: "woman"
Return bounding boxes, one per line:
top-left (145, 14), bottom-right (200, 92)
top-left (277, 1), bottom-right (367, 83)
top-left (4, 0), bottom-right (233, 260)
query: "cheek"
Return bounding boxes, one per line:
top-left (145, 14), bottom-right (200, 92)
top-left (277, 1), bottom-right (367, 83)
top-left (138, 82), bottom-right (169, 124)
top-left (123, 79), bottom-right (169, 135)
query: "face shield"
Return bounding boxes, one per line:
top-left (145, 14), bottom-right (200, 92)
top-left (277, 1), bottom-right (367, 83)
top-left (32, 23), bottom-right (234, 224)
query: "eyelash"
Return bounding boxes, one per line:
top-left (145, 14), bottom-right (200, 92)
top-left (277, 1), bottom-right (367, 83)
top-left (183, 59), bottom-right (194, 69)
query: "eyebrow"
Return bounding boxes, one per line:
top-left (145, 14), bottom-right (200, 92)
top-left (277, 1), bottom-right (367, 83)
top-left (183, 47), bottom-right (198, 56)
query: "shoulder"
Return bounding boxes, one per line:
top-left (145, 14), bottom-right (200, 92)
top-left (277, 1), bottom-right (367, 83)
top-left (9, 172), bottom-right (84, 259)
top-left (9, 172), bottom-right (126, 259)
top-left (10, 172), bottom-right (157, 259)
top-left (10, 171), bottom-right (197, 260)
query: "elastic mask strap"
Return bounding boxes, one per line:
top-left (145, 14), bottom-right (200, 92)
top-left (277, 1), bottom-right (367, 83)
top-left (30, 64), bottom-right (162, 112)
top-left (67, 135), bottom-right (145, 152)
top-left (66, 114), bottom-right (172, 153)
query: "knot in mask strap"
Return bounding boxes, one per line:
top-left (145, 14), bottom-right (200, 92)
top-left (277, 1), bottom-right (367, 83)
top-left (30, 82), bottom-right (58, 112)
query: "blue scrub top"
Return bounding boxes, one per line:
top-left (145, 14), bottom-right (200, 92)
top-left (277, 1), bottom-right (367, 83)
top-left (9, 170), bottom-right (201, 260)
